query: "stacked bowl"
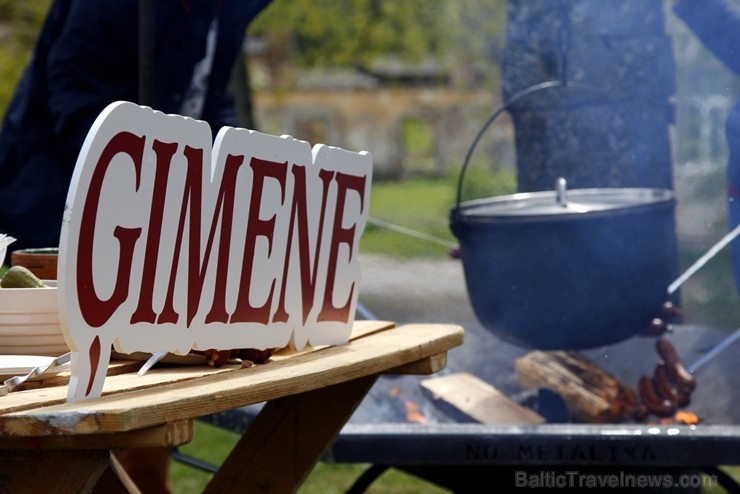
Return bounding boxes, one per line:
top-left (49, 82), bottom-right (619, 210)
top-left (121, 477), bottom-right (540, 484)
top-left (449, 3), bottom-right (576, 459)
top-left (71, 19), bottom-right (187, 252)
top-left (0, 242), bottom-right (67, 356)
top-left (0, 281), bottom-right (67, 356)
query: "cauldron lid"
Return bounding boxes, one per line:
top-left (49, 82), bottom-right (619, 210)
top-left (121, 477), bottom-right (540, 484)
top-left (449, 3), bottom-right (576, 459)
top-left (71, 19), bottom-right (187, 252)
top-left (455, 185), bottom-right (674, 219)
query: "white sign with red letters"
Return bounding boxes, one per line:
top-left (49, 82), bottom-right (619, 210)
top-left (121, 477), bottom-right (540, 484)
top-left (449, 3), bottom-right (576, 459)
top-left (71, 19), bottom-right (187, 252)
top-left (59, 101), bottom-right (372, 401)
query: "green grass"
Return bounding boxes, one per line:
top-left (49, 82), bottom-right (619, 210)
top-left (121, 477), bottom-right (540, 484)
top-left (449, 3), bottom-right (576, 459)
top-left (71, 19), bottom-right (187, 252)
top-left (360, 166), bottom-right (516, 258)
top-left (701, 466), bottom-right (740, 493)
top-left (360, 176), bottom-right (457, 258)
top-left (169, 422), bottom-right (451, 493)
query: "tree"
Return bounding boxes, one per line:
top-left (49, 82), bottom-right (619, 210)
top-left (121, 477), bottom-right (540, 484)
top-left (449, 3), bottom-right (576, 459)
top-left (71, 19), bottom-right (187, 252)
top-left (0, 0), bottom-right (509, 117)
top-left (0, 0), bottom-right (51, 116)
top-left (249, 0), bottom-right (507, 88)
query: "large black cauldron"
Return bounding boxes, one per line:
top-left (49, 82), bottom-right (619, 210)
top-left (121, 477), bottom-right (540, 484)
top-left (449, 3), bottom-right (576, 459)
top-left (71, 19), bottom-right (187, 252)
top-left (449, 179), bottom-right (679, 350)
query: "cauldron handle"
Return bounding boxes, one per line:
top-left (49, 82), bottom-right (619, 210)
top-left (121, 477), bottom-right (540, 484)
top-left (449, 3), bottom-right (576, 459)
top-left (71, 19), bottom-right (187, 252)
top-left (454, 80), bottom-right (602, 208)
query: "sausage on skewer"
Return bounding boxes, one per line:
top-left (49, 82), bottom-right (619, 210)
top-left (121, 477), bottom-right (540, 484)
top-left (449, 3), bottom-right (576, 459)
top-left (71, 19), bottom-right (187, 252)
top-left (638, 375), bottom-right (676, 417)
top-left (656, 338), bottom-right (696, 393)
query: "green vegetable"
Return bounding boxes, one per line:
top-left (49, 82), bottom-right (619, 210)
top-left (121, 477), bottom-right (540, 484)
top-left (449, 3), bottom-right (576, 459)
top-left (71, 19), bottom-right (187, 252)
top-left (0, 265), bottom-right (47, 288)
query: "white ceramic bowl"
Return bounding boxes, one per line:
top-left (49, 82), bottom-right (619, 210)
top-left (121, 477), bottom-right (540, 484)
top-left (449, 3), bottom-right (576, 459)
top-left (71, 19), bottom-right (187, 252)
top-left (0, 282), bottom-right (68, 356)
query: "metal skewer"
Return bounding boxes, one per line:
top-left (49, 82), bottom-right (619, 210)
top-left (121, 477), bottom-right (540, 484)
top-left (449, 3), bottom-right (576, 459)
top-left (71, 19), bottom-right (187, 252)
top-left (667, 223), bottom-right (740, 295)
top-left (138, 351), bottom-right (168, 376)
top-left (0, 353), bottom-right (71, 395)
top-left (687, 328), bottom-right (740, 374)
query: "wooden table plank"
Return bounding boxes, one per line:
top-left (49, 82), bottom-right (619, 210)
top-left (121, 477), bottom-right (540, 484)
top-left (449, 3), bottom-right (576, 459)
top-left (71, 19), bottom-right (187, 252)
top-left (0, 361), bottom-right (150, 415)
top-left (0, 323), bottom-right (464, 437)
top-left (387, 352), bottom-right (447, 375)
top-left (0, 420), bottom-right (193, 450)
top-left (0, 320), bottom-right (398, 415)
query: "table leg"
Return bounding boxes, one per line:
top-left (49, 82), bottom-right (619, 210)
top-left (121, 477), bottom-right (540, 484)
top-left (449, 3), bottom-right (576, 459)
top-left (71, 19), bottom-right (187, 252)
top-left (204, 374), bottom-right (378, 494)
top-left (0, 449), bottom-right (109, 493)
top-left (91, 452), bottom-right (143, 494)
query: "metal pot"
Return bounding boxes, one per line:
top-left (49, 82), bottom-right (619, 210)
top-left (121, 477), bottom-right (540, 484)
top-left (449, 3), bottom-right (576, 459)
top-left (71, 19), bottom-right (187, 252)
top-left (449, 178), bottom-right (679, 350)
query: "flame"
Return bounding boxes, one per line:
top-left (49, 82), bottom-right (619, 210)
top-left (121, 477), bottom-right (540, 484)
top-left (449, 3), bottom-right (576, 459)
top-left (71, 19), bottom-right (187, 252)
top-left (674, 410), bottom-right (700, 425)
top-left (656, 411), bottom-right (700, 426)
top-left (404, 400), bottom-right (428, 424)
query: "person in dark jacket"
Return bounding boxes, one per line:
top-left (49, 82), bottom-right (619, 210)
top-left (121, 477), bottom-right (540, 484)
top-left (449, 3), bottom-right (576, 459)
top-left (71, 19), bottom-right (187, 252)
top-left (673, 0), bottom-right (740, 292)
top-left (0, 0), bottom-right (271, 253)
top-left (0, 1), bottom-right (272, 491)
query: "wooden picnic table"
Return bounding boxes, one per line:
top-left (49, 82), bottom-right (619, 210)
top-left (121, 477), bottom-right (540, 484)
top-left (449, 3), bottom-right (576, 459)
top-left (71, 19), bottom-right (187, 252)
top-left (0, 320), bottom-right (463, 493)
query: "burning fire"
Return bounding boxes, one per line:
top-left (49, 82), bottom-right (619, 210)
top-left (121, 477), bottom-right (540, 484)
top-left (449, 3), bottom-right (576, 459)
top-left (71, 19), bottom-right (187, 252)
top-left (404, 400), bottom-right (428, 424)
top-left (658, 410), bottom-right (700, 426)
top-left (674, 410), bottom-right (700, 425)
top-left (387, 386), bottom-right (428, 423)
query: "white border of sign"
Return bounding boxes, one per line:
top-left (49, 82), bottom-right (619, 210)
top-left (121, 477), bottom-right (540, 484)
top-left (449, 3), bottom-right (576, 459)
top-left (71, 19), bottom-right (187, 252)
top-left (59, 101), bottom-right (372, 401)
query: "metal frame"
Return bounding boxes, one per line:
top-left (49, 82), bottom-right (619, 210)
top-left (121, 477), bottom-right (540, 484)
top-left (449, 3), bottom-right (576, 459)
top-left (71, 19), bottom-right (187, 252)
top-left (171, 409), bottom-right (740, 492)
